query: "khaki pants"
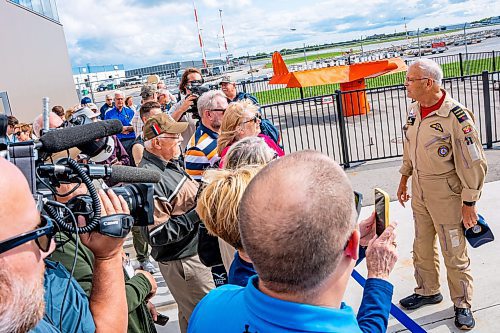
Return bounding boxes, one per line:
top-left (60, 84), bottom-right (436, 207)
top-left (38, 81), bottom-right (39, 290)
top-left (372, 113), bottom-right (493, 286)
top-left (411, 172), bottom-right (473, 308)
top-left (158, 254), bottom-right (214, 333)
top-left (132, 226), bottom-right (149, 262)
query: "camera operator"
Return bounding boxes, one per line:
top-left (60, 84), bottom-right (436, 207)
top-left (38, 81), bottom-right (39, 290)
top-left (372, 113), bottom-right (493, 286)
top-left (168, 68), bottom-right (204, 151)
top-left (50, 183), bottom-right (159, 333)
top-left (0, 158), bottom-right (128, 332)
top-left (138, 113), bottom-right (214, 333)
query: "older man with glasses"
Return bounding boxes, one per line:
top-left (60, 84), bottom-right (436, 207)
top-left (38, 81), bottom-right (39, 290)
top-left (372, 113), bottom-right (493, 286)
top-left (398, 59), bottom-right (487, 330)
top-left (138, 113), bottom-right (214, 333)
top-left (184, 90), bottom-right (228, 181)
top-left (99, 94), bottom-right (114, 119)
top-left (0, 157), bottom-right (129, 332)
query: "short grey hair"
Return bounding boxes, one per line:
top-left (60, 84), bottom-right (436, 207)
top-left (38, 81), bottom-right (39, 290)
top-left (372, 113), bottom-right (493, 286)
top-left (105, 94), bottom-right (113, 99)
top-left (197, 90), bottom-right (226, 116)
top-left (224, 136), bottom-right (275, 169)
top-left (410, 59), bottom-right (443, 86)
top-left (114, 90), bottom-right (125, 98)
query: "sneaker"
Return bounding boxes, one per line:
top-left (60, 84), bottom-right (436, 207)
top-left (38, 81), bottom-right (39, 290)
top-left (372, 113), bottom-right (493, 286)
top-left (454, 306), bottom-right (475, 330)
top-left (399, 293), bottom-right (443, 310)
top-left (139, 260), bottom-right (157, 274)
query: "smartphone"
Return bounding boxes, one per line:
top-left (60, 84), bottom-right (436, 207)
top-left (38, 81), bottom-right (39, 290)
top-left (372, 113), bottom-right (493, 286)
top-left (374, 188), bottom-right (390, 236)
top-left (154, 313), bottom-right (169, 326)
top-left (354, 191), bottom-right (363, 218)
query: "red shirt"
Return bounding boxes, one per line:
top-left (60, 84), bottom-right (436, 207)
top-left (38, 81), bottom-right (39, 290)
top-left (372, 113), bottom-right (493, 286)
top-left (420, 90), bottom-right (446, 119)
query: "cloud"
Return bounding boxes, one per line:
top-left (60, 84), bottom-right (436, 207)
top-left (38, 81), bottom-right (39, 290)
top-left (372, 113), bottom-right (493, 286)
top-left (57, 0), bottom-right (500, 69)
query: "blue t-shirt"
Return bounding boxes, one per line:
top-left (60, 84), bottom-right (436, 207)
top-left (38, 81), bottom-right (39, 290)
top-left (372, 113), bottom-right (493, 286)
top-left (228, 252), bottom-right (256, 287)
top-left (31, 260), bottom-right (95, 333)
top-left (104, 106), bottom-right (136, 140)
top-left (189, 275), bottom-right (392, 333)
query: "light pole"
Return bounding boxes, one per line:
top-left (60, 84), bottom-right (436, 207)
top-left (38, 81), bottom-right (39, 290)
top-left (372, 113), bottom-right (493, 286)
top-left (464, 23), bottom-right (470, 75)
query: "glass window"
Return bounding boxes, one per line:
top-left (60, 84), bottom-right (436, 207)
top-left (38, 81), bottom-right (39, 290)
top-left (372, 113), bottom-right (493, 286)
top-left (9, 0), bottom-right (59, 22)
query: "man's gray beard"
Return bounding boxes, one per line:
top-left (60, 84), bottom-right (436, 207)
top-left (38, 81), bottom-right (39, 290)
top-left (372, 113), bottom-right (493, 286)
top-left (0, 267), bottom-right (45, 333)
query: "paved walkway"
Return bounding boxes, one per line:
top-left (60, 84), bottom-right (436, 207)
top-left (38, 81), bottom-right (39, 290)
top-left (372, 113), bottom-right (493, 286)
top-left (141, 149), bottom-right (500, 332)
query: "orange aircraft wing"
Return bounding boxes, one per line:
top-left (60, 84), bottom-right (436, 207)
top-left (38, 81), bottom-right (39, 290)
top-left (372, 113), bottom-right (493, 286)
top-left (269, 52), bottom-right (407, 87)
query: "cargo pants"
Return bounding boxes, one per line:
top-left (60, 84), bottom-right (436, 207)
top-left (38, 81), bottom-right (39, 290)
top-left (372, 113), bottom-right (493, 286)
top-left (411, 171), bottom-right (473, 308)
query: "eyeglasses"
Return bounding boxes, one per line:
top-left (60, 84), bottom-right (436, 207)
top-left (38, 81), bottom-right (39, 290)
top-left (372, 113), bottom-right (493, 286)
top-left (209, 108), bottom-right (226, 113)
top-left (0, 215), bottom-right (55, 255)
top-left (241, 113), bottom-right (262, 125)
top-left (405, 77), bottom-right (430, 83)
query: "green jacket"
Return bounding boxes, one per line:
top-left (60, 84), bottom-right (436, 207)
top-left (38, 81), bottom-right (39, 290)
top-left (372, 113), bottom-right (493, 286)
top-left (50, 232), bottom-right (157, 333)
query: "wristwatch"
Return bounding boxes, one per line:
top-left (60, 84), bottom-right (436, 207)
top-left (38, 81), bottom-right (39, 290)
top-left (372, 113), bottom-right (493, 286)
top-left (463, 201), bottom-right (476, 207)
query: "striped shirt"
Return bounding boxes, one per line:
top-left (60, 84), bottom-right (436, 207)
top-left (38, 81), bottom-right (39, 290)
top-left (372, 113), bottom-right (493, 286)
top-left (184, 123), bottom-right (220, 180)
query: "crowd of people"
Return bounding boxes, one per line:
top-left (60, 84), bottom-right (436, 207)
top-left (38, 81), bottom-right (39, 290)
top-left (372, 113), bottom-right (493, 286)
top-left (0, 59), bottom-right (487, 332)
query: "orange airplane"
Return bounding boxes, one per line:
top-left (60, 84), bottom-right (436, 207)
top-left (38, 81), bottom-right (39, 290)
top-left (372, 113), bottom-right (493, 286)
top-left (269, 52), bottom-right (407, 115)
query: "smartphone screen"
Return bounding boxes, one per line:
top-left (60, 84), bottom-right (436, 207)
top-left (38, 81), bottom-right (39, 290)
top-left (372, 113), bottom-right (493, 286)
top-left (374, 188), bottom-right (389, 236)
top-left (154, 313), bottom-right (169, 326)
top-left (354, 191), bottom-right (363, 218)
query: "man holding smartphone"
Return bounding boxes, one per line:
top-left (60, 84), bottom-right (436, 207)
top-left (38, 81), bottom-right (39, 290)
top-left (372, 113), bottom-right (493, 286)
top-left (398, 59), bottom-right (487, 330)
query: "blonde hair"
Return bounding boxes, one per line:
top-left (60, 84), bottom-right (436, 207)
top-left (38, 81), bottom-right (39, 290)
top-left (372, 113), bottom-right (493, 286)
top-left (217, 99), bottom-right (259, 155)
top-left (196, 166), bottom-right (263, 249)
top-left (224, 136), bottom-right (274, 169)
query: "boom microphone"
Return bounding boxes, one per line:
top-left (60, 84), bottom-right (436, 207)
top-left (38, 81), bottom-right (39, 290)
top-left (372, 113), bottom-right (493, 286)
top-left (109, 165), bottom-right (162, 183)
top-left (38, 163), bottom-right (162, 183)
top-left (38, 119), bottom-right (123, 154)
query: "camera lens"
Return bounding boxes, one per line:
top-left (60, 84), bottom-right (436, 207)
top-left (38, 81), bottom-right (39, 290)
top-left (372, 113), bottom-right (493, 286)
top-left (111, 184), bottom-right (154, 226)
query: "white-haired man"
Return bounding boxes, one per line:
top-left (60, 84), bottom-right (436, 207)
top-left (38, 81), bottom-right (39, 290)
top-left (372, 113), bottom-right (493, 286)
top-left (184, 90), bottom-right (228, 181)
top-left (398, 59), bottom-right (487, 330)
top-left (104, 90), bottom-right (135, 159)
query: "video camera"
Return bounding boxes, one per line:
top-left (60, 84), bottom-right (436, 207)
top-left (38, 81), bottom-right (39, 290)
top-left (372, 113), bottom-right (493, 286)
top-left (0, 112), bottom-right (160, 238)
top-left (186, 80), bottom-right (210, 120)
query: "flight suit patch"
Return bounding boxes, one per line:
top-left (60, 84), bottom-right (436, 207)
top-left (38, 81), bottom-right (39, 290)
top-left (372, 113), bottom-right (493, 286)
top-left (449, 229), bottom-right (460, 248)
top-left (438, 145), bottom-right (449, 157)
top-left (430, 123), bottom-right (443, 132)
top-left (462, 125), bottom-right (473, 134)
top-left (407, 116), bottom-right (416, 126)
top-left (451, 106), bottom-right (469, 123)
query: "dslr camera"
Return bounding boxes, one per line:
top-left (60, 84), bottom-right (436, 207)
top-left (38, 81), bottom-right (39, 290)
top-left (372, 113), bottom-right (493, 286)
top-left (186, 80), bottom-right (210, 119)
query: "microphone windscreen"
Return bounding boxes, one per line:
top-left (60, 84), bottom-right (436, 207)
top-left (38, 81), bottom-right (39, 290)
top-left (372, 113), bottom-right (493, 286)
top-left (39, 120), bottom-right (123, 154)
top-left (110, 165), bottom-right (162, 183)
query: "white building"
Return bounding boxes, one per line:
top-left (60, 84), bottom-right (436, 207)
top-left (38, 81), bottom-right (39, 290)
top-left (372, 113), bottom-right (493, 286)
top-left (0, 0), bottom-right (77, 122)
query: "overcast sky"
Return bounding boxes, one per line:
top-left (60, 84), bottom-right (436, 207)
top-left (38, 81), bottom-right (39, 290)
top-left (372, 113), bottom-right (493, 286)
top-left (58, 0), bottom-right (499, 69)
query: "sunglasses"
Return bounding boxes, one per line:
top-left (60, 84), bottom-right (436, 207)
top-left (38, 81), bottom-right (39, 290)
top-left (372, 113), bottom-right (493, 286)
top-left (0, 215), bottom-right (55, 255)
top-left (241, 113), bottom-right (262, 125)
top-left (209, 108), bottom-right (226, 113)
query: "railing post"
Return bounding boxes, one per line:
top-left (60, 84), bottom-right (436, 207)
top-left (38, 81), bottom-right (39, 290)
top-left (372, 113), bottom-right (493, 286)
top-left (459, 53), bottom-right (464, 80)
top-left (300, 87), bottom-right (304, 99)
top-left (492, 50), bottom-right (496, 72)
top-left (482, 71), bottom-right (493, 149)
top-left (335, 90), bottom-right (350, 168)
top-left (241, 82), bottom-right (247, 93)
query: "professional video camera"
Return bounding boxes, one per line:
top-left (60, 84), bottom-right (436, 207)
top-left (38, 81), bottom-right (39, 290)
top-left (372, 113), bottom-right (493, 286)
top-left (186, 80), bottom-right (210, 119)
top-left (0, 112), bottom-right (161, 238)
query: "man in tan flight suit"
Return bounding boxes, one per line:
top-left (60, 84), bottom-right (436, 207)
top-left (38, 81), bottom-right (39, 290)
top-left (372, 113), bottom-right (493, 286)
top-left (397, 59), bottom-right (487, 330)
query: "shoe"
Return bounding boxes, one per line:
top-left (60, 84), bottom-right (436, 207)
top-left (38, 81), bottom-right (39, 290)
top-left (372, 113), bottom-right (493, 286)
top-left (454, 306), bottom-right (475, 330)
top-left (139, 260), bottom-right (157, 274)
top-left (399, 293), bottom-right (443, 310)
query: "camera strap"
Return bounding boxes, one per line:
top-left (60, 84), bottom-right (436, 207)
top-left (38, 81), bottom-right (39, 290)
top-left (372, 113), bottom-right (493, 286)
top-left (99, 214), bottom-right (134, 238)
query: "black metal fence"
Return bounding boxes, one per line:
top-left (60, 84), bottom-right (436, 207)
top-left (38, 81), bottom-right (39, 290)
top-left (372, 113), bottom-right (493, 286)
top-left (240, 51), bottom-right (500, 106)
top-left (261, 71), bottom-right (500, 167)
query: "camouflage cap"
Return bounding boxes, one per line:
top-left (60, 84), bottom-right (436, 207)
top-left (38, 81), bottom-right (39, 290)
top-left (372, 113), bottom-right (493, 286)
top-left (140, 84), bottom-right (158, 98)
top-left (143, 113), bottom-right (188, 141)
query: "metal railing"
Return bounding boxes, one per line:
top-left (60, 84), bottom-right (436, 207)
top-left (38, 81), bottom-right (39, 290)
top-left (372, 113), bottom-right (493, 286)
top-left (261, 71), bottom-right (500, 167)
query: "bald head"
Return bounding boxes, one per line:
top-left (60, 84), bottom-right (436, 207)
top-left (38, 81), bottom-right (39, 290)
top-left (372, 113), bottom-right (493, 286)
top-left (32, 111), bottom-right (63, 137)
top-left (238, 150), bottom-right (356, 293)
